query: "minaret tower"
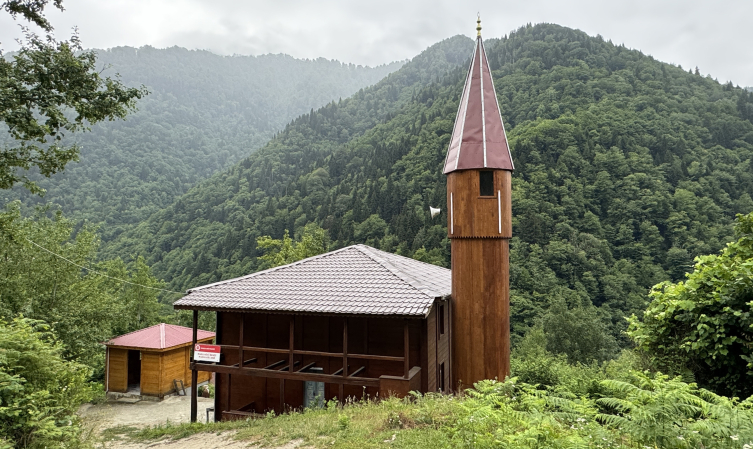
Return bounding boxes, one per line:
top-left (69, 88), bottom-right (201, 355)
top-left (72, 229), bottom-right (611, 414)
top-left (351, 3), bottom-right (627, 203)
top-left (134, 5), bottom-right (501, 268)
top-left (444, 16), bottom-right (514, 388)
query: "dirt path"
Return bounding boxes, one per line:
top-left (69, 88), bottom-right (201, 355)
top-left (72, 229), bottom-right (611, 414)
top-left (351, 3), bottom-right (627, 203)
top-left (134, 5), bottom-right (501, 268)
top-left (80, 395), bottom-right (216, 430)
top-left (100, 432), bottom-right (254, 449)
top-left (80, 396), bottom-right (308, 448)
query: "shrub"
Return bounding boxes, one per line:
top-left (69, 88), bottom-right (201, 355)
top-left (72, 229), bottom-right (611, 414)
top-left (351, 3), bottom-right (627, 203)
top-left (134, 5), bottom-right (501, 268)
top-left (627, 212), bottom-right (753, 397)
top-left (0, 318), bottom-right (94, 448)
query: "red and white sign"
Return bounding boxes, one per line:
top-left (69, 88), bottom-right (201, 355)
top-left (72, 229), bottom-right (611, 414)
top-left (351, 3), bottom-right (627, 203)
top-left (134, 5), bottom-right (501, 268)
top-left (194, 344), bottom-right (221, 363)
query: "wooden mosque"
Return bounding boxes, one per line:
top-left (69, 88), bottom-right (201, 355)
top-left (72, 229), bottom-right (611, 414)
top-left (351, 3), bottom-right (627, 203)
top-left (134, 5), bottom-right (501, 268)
top-left (174, 17), bottom-right (514, 422)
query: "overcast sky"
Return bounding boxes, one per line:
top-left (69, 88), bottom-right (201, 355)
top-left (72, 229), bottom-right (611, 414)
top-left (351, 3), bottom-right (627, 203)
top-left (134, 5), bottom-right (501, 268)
top-left (2, 0), bottom-right (751, 87)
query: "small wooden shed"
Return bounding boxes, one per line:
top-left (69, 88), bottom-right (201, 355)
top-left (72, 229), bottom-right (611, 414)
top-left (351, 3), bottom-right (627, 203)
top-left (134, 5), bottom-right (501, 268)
top-left (105, 323), bottom-right (215, 398)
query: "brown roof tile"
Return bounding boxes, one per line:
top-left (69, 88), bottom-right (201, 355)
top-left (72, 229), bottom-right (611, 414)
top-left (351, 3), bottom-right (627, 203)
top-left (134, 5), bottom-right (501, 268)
top-left (173, 245), bottom-right (450, 317)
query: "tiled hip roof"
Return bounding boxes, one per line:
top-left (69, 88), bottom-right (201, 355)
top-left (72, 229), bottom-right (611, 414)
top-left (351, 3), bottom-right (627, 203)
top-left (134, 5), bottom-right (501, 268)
top-left (173, 245), bottom-right (450, 317)
top-left (105, 323), bottom-right (214, 349)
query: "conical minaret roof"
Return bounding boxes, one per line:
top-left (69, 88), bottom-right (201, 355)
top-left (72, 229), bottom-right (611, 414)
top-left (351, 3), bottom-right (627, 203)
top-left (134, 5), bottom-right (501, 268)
top-left (443, 18), bottom-right (513, 173)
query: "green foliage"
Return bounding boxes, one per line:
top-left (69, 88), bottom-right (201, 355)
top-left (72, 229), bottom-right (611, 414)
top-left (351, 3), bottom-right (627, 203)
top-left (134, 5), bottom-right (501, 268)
top-left (5, 46), bottom-right (403, 237)
top-left (1, 0), bottom-right (146, 193)
top-left (451, 374), bottom-right (753, 449)
top-left (542, 299), bottom-right (618, 364)
top-left (511, 326), bottom-right (640, 396)
top-left (256, 222), bottom-right (329, 269)
top-left (114, 371), bottom-right (753, 449)
top-left (0, 317), bottom-right (93, 448)
top-left (597, 373), bottom-right (753, 449)
top-left (104, 25), bottom-right (753, 364)
top-left (0, 201), bottom-right (165, 371)
top-left (627, 212), bottom-right (753, 397)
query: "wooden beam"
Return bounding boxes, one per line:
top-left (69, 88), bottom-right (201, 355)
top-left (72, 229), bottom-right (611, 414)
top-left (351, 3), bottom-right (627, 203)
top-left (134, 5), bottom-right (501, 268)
top-left (230, 357), bottom-right (258, 368)
top-left (343, 318), bottom-right (348, 377)
top-left (296, 362), bottom-right (316, 373)
top-left (105, 347), bottom-right (110, 393)
top-left (191, 362), bottom-right (381, 387)
top-left (238, 314), bottom-right (244, 370)
top-left (214, 311), bottom-right (223, 421)
top-left (289, 317), bottom-right (295, 376)
top-left (212, 345), bottom-right (404, 362)
top-left (340, 318), bottom-right (347, 402)
top-left (264, 359), bottom-right (286, 370)
top-left (191, 310), bottom-right (198, 423)
top-left (348, 366), bottom-right (366, 377)
top-left (225, 373), bottom-right (231, 412)
top-left (279, 361), bottom-right (301, 371)
top-left (404, 320), bottom-right (409, 379)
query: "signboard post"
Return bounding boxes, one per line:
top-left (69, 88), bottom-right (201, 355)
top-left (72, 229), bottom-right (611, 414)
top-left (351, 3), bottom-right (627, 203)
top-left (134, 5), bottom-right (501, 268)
top-left (194, 344), bottom-right (221, 363)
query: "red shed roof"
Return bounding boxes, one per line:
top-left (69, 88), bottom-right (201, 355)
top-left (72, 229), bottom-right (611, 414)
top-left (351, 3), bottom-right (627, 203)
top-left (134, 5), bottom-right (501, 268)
top-left (443, 27), bottom-right (513, 173)
top-left (105, 323), bottom-right (214, 350)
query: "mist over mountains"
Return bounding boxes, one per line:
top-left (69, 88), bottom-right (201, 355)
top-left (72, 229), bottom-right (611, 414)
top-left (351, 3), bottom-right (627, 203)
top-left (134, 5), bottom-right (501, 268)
top-left (5, 46), bottom-right (403, 240)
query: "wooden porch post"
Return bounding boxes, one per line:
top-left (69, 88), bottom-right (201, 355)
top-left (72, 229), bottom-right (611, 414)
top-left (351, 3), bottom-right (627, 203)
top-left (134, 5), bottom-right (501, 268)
top-left (281, 316), bottom-right (294, 412)
top-left (238, 314), bottom-right (244, 367)
top-left (339, 318), bottom-right (348, 402)
top-left (105, 347), bottom-right (110, 393)
top-left (403, 320), bottom-right (409, 379)
top-left (289, 316), bottom-right (294, 372)
top-left (190, 310), bottom-right (198, 423)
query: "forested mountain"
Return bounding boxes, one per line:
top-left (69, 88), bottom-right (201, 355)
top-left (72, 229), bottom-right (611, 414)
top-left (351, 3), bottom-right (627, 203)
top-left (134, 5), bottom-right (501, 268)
top-left (4, 46), bottom-right (403, 240)
top-left (106, 24), bottom-right (753, 348)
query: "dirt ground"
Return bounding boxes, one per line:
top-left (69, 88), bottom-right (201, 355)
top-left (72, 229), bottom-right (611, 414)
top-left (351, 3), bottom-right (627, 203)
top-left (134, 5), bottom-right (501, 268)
top-left (80, 396), bottom-right (244, 448)
top-left (80, 395), bottom-right (216, 430)
top-left (80, 395), bottom-right (310, 448)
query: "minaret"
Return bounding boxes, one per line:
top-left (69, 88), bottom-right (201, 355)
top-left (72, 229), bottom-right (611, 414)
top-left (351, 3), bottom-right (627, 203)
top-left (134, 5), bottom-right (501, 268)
top-left (444, 16), bottom-right (513, 388)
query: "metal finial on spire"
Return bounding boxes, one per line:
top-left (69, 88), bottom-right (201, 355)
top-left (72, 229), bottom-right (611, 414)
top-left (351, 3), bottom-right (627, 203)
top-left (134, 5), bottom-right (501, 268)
top-left (476, 14), bottom-right (482, 37)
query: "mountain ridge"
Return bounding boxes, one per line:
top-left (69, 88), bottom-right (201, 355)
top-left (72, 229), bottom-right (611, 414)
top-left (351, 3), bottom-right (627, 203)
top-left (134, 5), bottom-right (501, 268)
top-left (105, 24), bottom-right (753, 347)
top-left (4, 45), bottom-right (405, 239)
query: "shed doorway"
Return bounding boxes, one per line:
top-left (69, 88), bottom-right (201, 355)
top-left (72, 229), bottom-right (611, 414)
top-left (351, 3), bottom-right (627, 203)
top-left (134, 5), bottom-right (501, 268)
top-left (127, 350), bottom-right (141, 393)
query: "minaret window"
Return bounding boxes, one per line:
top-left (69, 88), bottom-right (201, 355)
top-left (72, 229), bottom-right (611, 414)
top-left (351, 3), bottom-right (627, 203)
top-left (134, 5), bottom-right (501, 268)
top-left (479, 171), bottom-right (494, 196)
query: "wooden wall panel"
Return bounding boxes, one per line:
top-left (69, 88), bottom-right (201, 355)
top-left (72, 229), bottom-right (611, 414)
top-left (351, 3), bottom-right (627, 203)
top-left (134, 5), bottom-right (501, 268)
top-left (140, 352), bottom-right (161, 396)
top-left (427, 306), bottom-right (437, 392)
top-left (447, 169), bottom-right (512, 238)
top-left (161, 348), bottom-right (186, 394)
top-left (437, 300), bottom-right (450, 392)
top-left (107, 348), bottom-right (128, 393)
top-left (450, 239), bottom-right (510, 389)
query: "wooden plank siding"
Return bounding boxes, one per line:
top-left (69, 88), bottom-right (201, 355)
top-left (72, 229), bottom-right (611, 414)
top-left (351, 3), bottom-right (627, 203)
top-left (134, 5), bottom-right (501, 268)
top-left (107, 348), bottom-right (128, 393)
top-left (426, 306), bottom-right (437, 392)
top-left (139, 352), bottom-right (161, 396)
top-left (447, 170), bottom-right (512, 239)
top-left (161, 348), bottom-right (184, 394)
top-left (437, 300), bottom-right (450, 392)
top-left (447, 168), bottom-right (511, 389)
top-left (106, 335), bottom-right (214, 398)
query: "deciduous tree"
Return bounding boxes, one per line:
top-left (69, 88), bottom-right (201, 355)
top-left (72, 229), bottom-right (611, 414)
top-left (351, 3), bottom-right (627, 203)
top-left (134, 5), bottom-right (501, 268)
top-left (1, 0), bottom-right (146, 193)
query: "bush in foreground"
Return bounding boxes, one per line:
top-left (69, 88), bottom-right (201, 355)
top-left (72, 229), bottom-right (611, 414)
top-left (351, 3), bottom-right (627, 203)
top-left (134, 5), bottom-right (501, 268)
top-left (0, 318), bottom-right (94, 449)
top-left (114, 368), bottom-right (753, 449)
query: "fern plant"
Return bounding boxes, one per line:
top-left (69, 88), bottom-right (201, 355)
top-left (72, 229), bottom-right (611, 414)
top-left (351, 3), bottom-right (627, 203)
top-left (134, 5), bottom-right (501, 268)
top-left (597, 371), bottom-right (753, 449)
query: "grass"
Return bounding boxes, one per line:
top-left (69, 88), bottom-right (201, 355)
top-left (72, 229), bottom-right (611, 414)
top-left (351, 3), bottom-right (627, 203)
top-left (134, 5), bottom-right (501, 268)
top-left (103, 395), bottom-right (456, 448)
top-left (99, 372), bottom-right (753, 449)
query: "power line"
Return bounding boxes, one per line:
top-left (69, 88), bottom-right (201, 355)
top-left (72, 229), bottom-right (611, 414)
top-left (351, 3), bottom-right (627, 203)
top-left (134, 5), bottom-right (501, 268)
top-left (25, 237), bottom-right (184, 295)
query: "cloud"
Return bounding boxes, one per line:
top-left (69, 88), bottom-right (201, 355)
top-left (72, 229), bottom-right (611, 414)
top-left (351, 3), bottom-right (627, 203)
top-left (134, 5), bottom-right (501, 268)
top-left (1, 0), bottom-right (751, 86)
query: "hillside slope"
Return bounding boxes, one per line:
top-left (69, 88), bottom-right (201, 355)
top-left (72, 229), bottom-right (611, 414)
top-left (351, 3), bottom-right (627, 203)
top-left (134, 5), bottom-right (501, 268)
top-left (5, 47), bottom-right (403, 240)
top-left (107, 24), bottom-right (753, 345)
